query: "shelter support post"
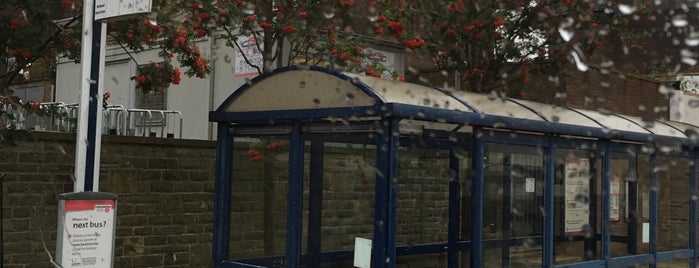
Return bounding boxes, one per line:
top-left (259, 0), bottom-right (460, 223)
top-left (586, 151), bottom-right (598, 259)
top-left (212, 124), bottom-right (232, 266)
top-left (628, 155), bottom-right (638, 255)
top-left (601, 142), bottom-right (611, 259)
top-left (286, 122), bottom-right (304, 268)
top-left (543, 137), bottom-right (554, 267)
top-left (308, 141), bottom-right (324, 268)
top-left (470, 127), bottom-right (484, 268)
top-left (372, 118), bottom-right (399, 268)
top-left (502, 156), bottom-right (512, 266)
top-left (691, 149), bottom-right (697, 268)
top-left (448, 148), bottom-right (461, 268)
top-left (650, 153), bottom-right (658, 268)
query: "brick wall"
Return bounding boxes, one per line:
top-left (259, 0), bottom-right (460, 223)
top-left (2, 130), bottom-right (694, 267)
top-left (563, 68), bottom-right (670, 120)
top-left (0, 132), bottom-right (460, 267)
top-left (1, 131), bottom-right (216, 267)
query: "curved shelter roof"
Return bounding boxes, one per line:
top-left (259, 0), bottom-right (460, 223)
top-left (210, 66), bottom-right (699, 144)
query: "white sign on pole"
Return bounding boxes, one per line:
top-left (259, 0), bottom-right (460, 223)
top-left (95, 0), bottom-right (152, 21)
top-left (56, 193), bottom-right (117, 267)
top-left (564, 157), bottom-right (590, 236)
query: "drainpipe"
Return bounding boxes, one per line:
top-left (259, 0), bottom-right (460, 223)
top-left (208, 36), bottom-right (217, 140)
top-left (1, 173), bottom-right (4, 266)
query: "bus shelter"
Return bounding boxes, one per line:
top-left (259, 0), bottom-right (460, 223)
top-left (209, 66), bottom-right (699, 267)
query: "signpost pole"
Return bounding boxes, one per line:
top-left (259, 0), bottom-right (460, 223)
top-left (61, 0), bottom-right (149, 266)
top-left (74, 0), bottom-right (101, 192)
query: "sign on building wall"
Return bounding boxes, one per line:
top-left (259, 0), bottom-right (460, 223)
top-left (362, 48), bottom-right (397, 79)
top-left (525, 177), bottom-right (536, 193)
top-left (235, 35), bottom-right (264, 77)
top-left (564, 157), bottom-right (590, 236)
top-left (56, 193), bottom-right (117, 267)
top-left (671, 74), bottom-right (699, 126)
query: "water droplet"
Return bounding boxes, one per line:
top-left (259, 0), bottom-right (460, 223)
top-left (242, 2), bottom-right (255, 15)
top-left (672, 14), bottom-right (688, 27)
top-left (322, 6), bottom-right (336, 19)
top-left (487, 91), bottom-right (498, 101)
top-left (523, 238), bottom-right (535, 248)
top-left (367, 7), bottom-right (379, 22)
top-left (575, 194), bottom-right (590, 204)
top-left (597, 107), bottom-right (611, 115)
top-left (558, 17), bottom-right (575, 42)
top-left (582, 224), bottom-right (593, 238)
top-left (570, 48), bottom-right (589, 72)
top-left (618, 4), bottom-right (636, 15)
top-left (147, 12), bottom-right (158, 26)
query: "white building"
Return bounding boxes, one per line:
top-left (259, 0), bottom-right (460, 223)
top-left (55, 37), bottom-right (403, 140)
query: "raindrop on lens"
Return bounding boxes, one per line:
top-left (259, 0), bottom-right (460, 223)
top-left (570, 49), bottom-right (589, 72)
top-left (242, 2), bottom-right (255, 14)
top-left (322, 7), bottom-right (336, 19)
top-left (367, 7), bottom-right (379, 22)
top-left (575, 194), bottom-right (589, 204)
top-left (582, 224), bottom-right (593, 238)
top-left (558, 18), bottom-right (575, 42)
top-left (617, 4), bottom-right (637, 15)
top-left (672, 14), bottom-right (688, 27)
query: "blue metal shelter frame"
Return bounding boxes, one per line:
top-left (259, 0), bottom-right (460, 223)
top-left (209, 66), bottom-right (699, 268)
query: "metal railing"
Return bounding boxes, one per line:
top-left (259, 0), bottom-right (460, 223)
top-left (1, 102), bottom-right (183, 139)
top-left (123, 108), bottom-right (183, 138)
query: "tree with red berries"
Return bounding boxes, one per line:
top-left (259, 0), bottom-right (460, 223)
top-left (373, 0), bottom-right (663, 95)
top-left (1, 0), bottom-right (690, 97)
top-left (1, 0), bottom-right (82, 92)
top-left (102, 0), bottom-right (375, 91)
top-left (1, 0), bottom-right (375, 94)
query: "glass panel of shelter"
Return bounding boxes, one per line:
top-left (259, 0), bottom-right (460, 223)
top-left (314, 134), bottom-right (378, 266)
top-left (656, 155), bottom-right (692, 268)
top-left (392, 122), bottom-right (473, 268)
top-left (553, 147), bottom-right (601, 265)
top-left (394, 146), bottom-right (452, 267)
top-left (482, 142), bottom-right (544, 267)
top-left (229, 134), bottom-right (291, 261)
top-left (227, 127), bottom-right (380, 267)
top-left (609, 152), bottom-right (644, 258)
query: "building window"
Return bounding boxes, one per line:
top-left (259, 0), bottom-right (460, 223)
top-left (135, 63), bottom-right (167, 125)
